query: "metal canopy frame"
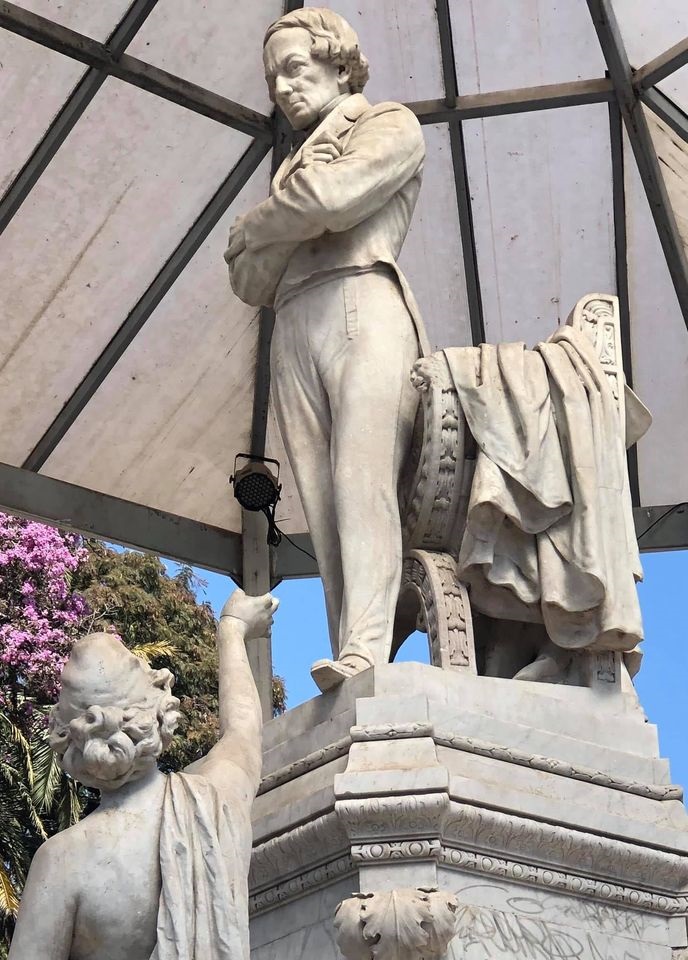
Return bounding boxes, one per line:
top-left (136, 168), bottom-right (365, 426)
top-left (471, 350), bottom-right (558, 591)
top-left (1, 0), bottom-right (688, 577)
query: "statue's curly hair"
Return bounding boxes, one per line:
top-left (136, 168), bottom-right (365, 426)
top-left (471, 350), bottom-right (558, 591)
top-left (264, 8), bottom-right (370, 95)
top-left (49, 666), bottom-right (180, 790)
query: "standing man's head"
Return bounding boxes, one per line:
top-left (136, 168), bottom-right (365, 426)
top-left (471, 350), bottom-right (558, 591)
top-left (263, 8), bottom-right (369, 130)
top-left (49, 633), bottom-right (180, 792)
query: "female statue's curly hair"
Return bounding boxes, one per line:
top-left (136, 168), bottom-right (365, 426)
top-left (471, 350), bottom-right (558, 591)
top-left (49, 658), bottom-right (180, 791)
top-left (264, 8), bottom-right (370, 95)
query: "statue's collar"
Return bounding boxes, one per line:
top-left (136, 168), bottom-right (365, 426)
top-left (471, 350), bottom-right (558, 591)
top-left (292, 93), bottom-right (369, 147)
top-left (319, 92), bottom-right (351, 121)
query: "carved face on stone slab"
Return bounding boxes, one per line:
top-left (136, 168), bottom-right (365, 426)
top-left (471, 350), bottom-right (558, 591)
top-left (48, 632), bottom-right (180, 792)
top-left (263, 8), bottom-right (369, 130)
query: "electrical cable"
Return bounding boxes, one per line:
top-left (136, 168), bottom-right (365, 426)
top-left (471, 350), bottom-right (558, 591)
top-left (637, 502), bottom-right (687, 542)
top-left (270, 518), bottom-right (318, 562)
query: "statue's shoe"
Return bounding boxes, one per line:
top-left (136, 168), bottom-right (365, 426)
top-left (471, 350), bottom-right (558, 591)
top-left (311, 657), bottom-right (369, 693)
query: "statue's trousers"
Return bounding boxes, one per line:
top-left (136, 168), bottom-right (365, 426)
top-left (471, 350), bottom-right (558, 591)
top-left (271, 267), bottom-right (419, 664)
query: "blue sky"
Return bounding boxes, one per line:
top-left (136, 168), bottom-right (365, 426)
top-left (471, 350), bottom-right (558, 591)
top-left (180, 550), bottom-right (688, 791)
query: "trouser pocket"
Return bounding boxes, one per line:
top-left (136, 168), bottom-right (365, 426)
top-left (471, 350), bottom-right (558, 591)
top-left (343, 276), bottom-right (359, 340)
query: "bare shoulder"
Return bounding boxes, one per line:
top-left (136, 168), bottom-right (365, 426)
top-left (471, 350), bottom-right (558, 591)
top-left (184, 750), bottom-right (258, 807)
top-left (34, 820), bottom-right (83, 865)
top-left (20, 826), bottom-right (82, 912)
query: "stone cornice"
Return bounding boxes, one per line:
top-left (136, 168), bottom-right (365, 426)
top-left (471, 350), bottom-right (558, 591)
top-left (258, 722), bottom-right (682, 802)
top-left (250, 792), bottom-right (688, 912)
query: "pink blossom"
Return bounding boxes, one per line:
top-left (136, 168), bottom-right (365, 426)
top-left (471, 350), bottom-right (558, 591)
top-left (0, 513), bottom-right (90, 723)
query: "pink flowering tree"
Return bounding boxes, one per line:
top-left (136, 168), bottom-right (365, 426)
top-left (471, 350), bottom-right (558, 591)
top-left (0, 513), bottom-right (90, 941)
top-left (0, 513), bottom-right (89, 728)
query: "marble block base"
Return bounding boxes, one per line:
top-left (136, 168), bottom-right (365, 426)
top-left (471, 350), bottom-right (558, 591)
top-left (249, 664), bottom-right (688, 959)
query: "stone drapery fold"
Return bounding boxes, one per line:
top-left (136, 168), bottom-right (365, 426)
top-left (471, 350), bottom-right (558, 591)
top-left (150, 772), bottom-right (251, 960)
top-left (444, 325), bottom-right (649, 652)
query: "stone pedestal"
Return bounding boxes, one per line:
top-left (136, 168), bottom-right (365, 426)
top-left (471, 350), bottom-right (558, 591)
top-left (249, 663), bottom-right (688, 959)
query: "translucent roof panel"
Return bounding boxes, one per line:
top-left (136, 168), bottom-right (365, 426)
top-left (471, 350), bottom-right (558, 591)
top-left (42, 158), bottom-right (271, 535)
top-left (2, 0), bottom-right (688, 560)
top-left (0, 33), bottom-right (85, 192)
top-left (613, 0), bottom-right (686, 67)
top-left (450, 0), bottom-right (606, 96)
top-left (305, 0), bottom-right (445, 102)
top-left (126, 1), bottom-right (282, 115)
top-left (0, 76), bottom-right (250, 466)
top-left (464, 104), bottom-right (616, 346)
top-left (12, 0), bottom-right (133, 41)
top-left (625, 130), bottom-right (688, 507)
top-left (398, 123), bottom-right (471, 351)
top-left (658, 65), bottom-right (688, 121)
top-left (645, 108), bottom-right (688, 255)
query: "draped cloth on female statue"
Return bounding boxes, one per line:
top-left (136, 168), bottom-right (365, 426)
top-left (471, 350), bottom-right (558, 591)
top-left (151, 772), bottom-right (251, 960)
top-left (444, 325), bottom-right (649, 652)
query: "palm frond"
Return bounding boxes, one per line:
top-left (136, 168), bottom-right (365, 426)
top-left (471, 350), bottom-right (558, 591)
top-left (131, 640), bottom-right (177, 663)
top-left (55, 777), bottom-right (83, 831)
top-left (29, 737), bottom-right (62, 814)
top-left (0, 714), bottom-right (33, 788)
top-left (0, 866), bottom-right (19, 918)
top-left (0, 766), bottom-right (47, 842)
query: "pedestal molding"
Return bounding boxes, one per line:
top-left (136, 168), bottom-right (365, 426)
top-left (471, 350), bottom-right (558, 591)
top-left (436, 730), bottom-right (683, 801)
top-left (439, 845), bottom-right (688, 916)
top-left (258, 723), bottom-right (682, 802)
top-left (258, 736), bottom-right (351, 795)
top-left (443, 800), bottom-right (688, 893)
top-left (249, 854), bottom-right (355, 916)
top-left (250, 811), bottom-right (349, 890)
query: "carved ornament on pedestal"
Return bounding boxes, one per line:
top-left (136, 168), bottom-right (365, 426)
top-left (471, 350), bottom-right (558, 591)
top-left (334, 888), bottom-right (458, 960)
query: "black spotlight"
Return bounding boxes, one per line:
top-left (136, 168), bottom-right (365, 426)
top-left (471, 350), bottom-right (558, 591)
top-left (230, 454), bottom-right (282, 546)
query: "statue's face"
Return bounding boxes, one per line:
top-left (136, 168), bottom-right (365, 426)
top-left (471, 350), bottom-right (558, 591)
top-left (264, 27), bottom-right (345, 130)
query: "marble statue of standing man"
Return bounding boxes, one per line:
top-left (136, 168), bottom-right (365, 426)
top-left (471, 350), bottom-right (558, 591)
top-left (225, 8), bottom-right (430, 692)
top-left (9, 588), bottom-right (278, 960)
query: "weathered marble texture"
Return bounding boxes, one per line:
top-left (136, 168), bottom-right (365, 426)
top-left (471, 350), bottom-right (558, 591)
top-left (9, 590), bottom-right (277, 960)
top-left (442, 323), bottom-right (649, 653)
top-left (335, 889), bottom-right (458, 960)
top-left (250, 664), bottom-right (688, 960)
top-left (225, 8), bottom-right (431, 692)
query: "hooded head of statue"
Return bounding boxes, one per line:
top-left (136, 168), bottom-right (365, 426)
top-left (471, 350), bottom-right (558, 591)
top-left (49, 633), bottom-right (181, 792)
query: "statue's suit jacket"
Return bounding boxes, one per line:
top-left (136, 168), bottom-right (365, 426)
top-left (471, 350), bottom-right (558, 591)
top-left (228, 93), bottom-right (430, 353)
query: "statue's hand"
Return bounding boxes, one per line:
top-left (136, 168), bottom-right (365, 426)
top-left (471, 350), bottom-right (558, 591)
top-left (301, 131), bottom-right (342, 168)
top-left (220, 588), bottom-right (279, 640)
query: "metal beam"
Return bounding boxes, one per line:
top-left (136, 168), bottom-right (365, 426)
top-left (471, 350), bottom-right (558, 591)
top-left (245, 2), bottom-right (304, 711)
top-left (435, 0), bottom-right (485, 345)
top-left (642, 86), bottom-right (688, 145)
top-left (586, 0), bottom-right (688, 331)
top-left (0, 461), bottom-right (243, 577)
top-left (410, 77), bottom-right (614, 126)
top-left (273, 533), bottom-right (318, 580)
top-left (634, 503), bottom-right (688, 552)
top-left (249, 1), bottom-right (302, 456)
top-left (23, 136), bottom-right (271, 472)
top-left (608, 101), bottom-right (640, 506)
top-left (1, 462), bottom-right (679, 584)
top-left (635, 36), bottom-right (688, 90)
top-left (0, 2), bottom-right (271, 140)
top-left (270, 509), bottom-right (688, 576)
top-left (250, 114), bottom-right (293, 456)
top-left (0, 0), bottom-right (161, 236)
